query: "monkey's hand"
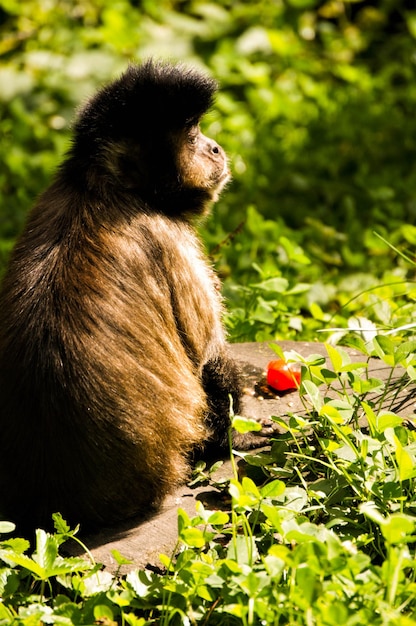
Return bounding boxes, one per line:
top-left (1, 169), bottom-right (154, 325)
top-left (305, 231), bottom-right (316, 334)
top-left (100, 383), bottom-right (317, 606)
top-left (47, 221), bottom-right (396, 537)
top-left (231, 415), bottom-right (276, 451)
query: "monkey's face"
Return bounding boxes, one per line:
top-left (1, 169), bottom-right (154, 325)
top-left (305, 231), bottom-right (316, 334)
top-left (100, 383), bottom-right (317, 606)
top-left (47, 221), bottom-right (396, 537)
top-left (176, 125), bottom-right (230, 203)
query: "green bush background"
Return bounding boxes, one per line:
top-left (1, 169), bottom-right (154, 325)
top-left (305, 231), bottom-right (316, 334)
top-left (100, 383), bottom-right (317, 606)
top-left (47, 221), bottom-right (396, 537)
top-left (1, 0), bottom-right (415, 341)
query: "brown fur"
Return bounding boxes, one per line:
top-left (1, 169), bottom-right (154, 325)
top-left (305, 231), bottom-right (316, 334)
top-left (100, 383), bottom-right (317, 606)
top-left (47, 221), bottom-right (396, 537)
top-left (0, 60), bottom-right (246, 532)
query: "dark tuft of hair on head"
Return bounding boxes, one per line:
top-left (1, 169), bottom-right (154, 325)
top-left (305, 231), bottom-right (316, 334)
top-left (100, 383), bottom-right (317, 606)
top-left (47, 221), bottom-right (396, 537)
top-left (75, 59), bottom-right (218, 145)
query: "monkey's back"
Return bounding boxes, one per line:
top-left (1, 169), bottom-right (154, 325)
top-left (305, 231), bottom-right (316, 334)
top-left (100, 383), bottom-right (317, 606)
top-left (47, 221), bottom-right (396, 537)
top-left (0, 183), bottom-right (222, 530)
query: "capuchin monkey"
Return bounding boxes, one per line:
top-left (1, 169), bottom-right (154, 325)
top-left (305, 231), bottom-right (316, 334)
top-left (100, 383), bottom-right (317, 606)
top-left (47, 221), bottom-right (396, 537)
top-left (0, 60), bottom-right (264, 532)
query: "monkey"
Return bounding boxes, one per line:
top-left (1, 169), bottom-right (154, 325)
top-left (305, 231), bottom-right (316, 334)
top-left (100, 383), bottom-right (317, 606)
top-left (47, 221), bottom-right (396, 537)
top-left (0, 60), bottom-right (264, 533)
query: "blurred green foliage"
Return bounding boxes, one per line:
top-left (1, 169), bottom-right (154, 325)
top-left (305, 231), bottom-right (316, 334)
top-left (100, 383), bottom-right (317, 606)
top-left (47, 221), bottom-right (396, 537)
top-left (1, 0), bottom-right (416, 340)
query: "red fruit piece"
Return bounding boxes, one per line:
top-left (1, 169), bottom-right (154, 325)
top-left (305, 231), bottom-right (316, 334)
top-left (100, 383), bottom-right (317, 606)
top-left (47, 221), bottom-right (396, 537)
top-left (267, 359), bottom-right (301, 392)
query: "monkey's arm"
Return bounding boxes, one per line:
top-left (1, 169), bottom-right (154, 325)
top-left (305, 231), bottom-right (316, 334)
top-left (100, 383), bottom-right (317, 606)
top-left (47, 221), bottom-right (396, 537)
top-left (201, 353), bottom-right (242, 451)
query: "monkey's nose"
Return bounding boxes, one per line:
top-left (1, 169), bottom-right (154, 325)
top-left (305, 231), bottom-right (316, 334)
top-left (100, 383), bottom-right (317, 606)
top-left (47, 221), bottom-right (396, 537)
top-left (208, 140), bottom-right (222, 156)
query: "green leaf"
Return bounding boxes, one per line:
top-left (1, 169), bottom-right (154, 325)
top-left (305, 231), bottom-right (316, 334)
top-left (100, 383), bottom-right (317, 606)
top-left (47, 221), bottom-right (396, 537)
top-left (229, 478), bottom-right (260, 509)
top-left (252, 297), bottom-right (277, 324)
top-left (0, 605), bottom-right (13, 621)
top-left (351, 376), bottom-right (383, 394)
top-left (0, 537), bottom-right (30, 554)
top-left (295, 565), bottom-right (320, 606)
top-left (382, 514), bottom-right (415, 544)
top-left (206, 510), bottom-right (229, 526)
top-left (111, 549), bottom-right (133, 566)
top-left (260, 479), bottom-right (286, 498)
top-left (177, 508), bottom-right (192, 534)
top-left (396, 445), bottom-right (415, 482)
top-left (244, 450), bottom-right (279, 466)
top-left (304, 354), bottom-right (327, 366)
top-left (360, 502), bottom-right (385, 525)
top-left (407, 364), bottom-right (416, 380)
top-left (286, 282), bottom-right (310, 295)
top-left (179, 527), bottom-right (207, 548)
top-left (302, 379), bottom-right (323, 413)
top-left (325, 342), bottom-right (345, 372)
top-left (384, 428), bottom-right (416, 480)
top-left (158, 554), bottom-right (173, 572)
top-left (33, 529), bottom-right (58, 572)
top-left (94, 605), bottom-right (114, 621)
top-left (52, 513), bottom-right (71, 535)
top-left (232, 415), bottom-right (262, 433)
top-left (227, 534), bottom-right (258, 565)
top-left (373, 336), bottom-right (395, 365)
top-left (261, 504), bottom-right (284, 532)
top-left (394, 340), bottom-right (416, 365)
top-left (252, 277), bottom-right (289, 293)
top-left (377, 413), bottom-right (403, 432)
top-left (242, 476), bottom-right (261, 499)
top-left (0, 550), bottom-right (45, 578)
top-left (269, 343), bottom-right (285, 359)
top-left (285, 522), bottom-right (320, 543)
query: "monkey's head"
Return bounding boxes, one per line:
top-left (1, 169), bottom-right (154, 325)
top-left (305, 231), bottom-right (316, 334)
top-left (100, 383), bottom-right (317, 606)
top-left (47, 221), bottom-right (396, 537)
top-left (72, 59), bottom-right (230, 216)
